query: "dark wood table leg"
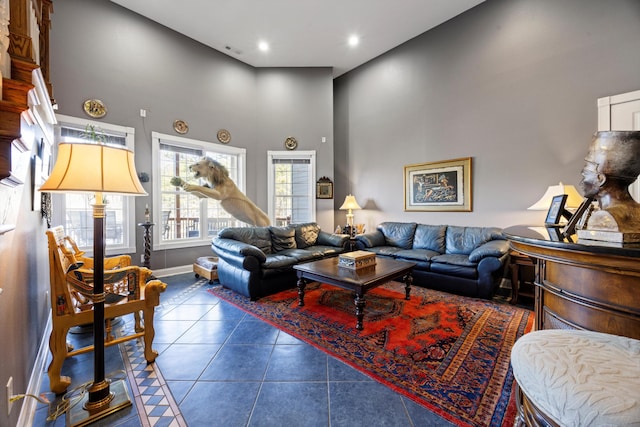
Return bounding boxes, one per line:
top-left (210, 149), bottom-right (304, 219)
top-left (510, 262), bottom-right (519, 305)
top-left (354, 292), bottom-right (365, 330)
top-left (297, 276), bottom-right (306, 307)
top-left (404, 273), bottom-right (413, 300)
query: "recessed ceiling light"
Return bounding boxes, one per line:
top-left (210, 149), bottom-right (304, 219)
top-left (258, 41), bottom-right (269, 52)
top-left (348, 35), bottom-right (359, 47)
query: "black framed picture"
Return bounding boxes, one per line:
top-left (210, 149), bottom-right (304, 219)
top-left (316, 177), bottom-right (333, 199)
top-left (545, 194), bottom-right (568, 225)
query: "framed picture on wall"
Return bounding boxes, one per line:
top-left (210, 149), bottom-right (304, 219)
top-left (31, 155), bottom-right (44, 211)
top-left (404, 157), bottom-right (472, 211)
top-left (316, 177), bottom-right (333, 199)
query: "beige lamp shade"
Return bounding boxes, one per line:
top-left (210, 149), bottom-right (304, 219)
top-left (528, 182), bottom-right (583, 210)
top-left (339, 194), bottom-right (361, 232)
top-left (40, 143), bottom-right (147, 196)
top-left (339, 195), bottom-right (361, 211)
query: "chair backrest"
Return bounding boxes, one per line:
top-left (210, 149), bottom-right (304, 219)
top-left (46, 226), bottom-right (77, 316)
top-left (46, 225), bottom-right (141, 316)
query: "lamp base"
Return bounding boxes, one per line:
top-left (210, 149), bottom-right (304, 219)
top-left (67, 379), bottom-right (132, 427)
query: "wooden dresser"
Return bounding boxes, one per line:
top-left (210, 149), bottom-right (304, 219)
top-left (502, 225), bottom-right (640, 340)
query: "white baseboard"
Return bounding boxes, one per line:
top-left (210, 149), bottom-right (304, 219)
top-left (18, 311), bottom-right (52, 427)
top-left (154, 264), bottom-right (192, 278)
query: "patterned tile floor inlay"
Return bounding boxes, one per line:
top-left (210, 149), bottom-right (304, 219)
top-left (117, 280), bottom-right (208, 426)
top-left (121, 339), bottom-right (185, 427)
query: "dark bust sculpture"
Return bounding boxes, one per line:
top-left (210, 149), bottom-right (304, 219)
top-left (580, 131), bottom-right (640, 234)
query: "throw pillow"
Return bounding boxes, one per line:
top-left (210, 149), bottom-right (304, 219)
top-left (294, 223), bottom-right (320, 248)
top-left (270, 226), bottom-right (296, 252)
top-left (219, 227), bottom-right (272, 254)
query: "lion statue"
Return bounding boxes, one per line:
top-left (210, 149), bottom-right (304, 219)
top-left (171, 157), bottom-right (271, 227)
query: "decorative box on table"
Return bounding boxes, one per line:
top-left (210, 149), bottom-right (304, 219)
top-left (338, 250), bottom-right (376, 270)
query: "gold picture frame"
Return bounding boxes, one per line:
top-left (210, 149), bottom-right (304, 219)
top-left (316, 177), bottom-right (333, 199)
top-left (404, 157), bottom-right (472, 212)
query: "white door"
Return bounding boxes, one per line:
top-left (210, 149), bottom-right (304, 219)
top-left (597, 89), bottom-right (640, 201)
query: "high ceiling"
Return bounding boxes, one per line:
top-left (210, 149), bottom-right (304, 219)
top-left (110, 0), bottom-right (485, 77)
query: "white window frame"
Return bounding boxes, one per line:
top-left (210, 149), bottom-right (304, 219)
top-left (52, 114), bottom-right (137, 256)
top-left (267, 150), bottom-right (316, 225)
top-left (152, 131), bottom-right (247, 250)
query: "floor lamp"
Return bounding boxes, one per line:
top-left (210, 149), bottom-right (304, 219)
top-left (41, 142), bottom-right (147, 426)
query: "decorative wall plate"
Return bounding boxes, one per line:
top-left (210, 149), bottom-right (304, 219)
top-left (285, 136), bottom-right (298, 150)
top-left (173, 119), bottom-right (189, 134)
top-left (217, 129), bottom-right (231, 144)
top-left (83, 99), bottom-right (107, 118)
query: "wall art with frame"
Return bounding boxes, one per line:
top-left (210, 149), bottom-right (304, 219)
top-left (31, 138), bottom-right (51, 212)
top-left (316, 176), bottom-right (333, 199)
top-left (404, 157), bottom-right (472, 212)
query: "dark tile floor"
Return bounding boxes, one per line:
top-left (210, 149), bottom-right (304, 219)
top-left (32, 273), bottom-right (530, 427)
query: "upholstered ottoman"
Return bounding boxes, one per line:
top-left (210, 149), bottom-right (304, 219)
top-left (193, 256), bottom-right (218, 284)
top-left (510, 329), bottom-right (640, 427)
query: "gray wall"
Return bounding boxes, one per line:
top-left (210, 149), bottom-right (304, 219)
top-left (49, 0), bottom-right (335, 270)
top-left (256, 68), bottom-right (335, 225)
top-left (0, 123), bottom-right (51, 427)
top-left (334, 0), bottom-right (640, 231)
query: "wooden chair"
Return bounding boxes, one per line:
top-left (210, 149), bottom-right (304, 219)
top-left (46, 226), bottom-right (167, 394)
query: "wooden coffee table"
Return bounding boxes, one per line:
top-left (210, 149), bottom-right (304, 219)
top-left (293, 256), bottom-right (415, 330)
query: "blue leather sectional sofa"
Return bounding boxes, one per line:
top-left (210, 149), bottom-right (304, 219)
top-left (354, 222), bottom-right (510, 299)
top-left (212, 223), bottom-right (349, 300)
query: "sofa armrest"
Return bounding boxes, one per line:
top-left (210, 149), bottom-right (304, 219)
top-left (468, 240), bottom-right (509, 263)
top-left (317, 231), bottom-right (349, 248)
top-left (355, 230), bottom-right (386, 248)
top-left (212, 237), bottom-right (267, 263)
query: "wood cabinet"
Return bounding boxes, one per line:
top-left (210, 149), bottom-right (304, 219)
top-left (503, 226), bottom-right (640, 340)
top-left (1, 0), bottom-right (54, 181)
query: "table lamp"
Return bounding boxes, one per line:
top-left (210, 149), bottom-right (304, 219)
top-left (40, 142), bottom-right (146, 426)
top-left (528, 182), bottom-right (583, 222)
top-left (339, 194), bottom-right (361, 236)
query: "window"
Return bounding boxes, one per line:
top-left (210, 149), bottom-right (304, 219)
top-left (53, 115), bottom-right (136, 256)
top-left (152, 132), bottom-right (246, 250)
top-left (267, 151), bottom-right (316, 226)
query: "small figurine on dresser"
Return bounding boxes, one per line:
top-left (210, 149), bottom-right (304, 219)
top-left (578, 131), bottom-right (640, 243)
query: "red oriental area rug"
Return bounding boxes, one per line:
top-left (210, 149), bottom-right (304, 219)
top-left (208, 281), bottom-right (533, 427)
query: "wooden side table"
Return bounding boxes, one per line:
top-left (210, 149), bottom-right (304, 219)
top-left (509, 250), bottom-right (535, 305)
